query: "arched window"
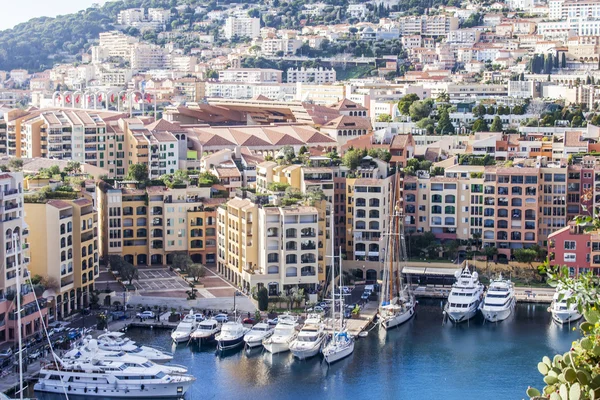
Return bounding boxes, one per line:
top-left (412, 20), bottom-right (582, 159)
top-left (286, 241), bottom-right (297, 251)
top-left (286, 267), bottom-right (297, 277)
top-left (81, 246), bottom-right (86, 257)
top-left (267, 253), bottom-right (279, 263)
top-left (286, 254), bottom-right (297, 264)
top-left (369, 198), bottom-right (380, 207)
top-left (356, 209), bottom-right (366, 218)
top-left (60, 238), bottom-right (66, 248)
top-left (445, 195), bottom-right (455, 203)
top-left (369, 210), bottom-right (379, 218)
top-left (369, 221), bottom-right (379, 230)
top-left (60, 224), bottom-right (65, 235)
top-left (67, 235), bottom-right (72, 246)
top-left (268, 266), bottom-right (279, 274)
top-left (286, 228), bottom-right (297, 238)
top-left (355, 220), bottom-right (366, 229)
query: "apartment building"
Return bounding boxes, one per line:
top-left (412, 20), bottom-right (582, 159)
top-left (25, 197), bottom-right (98, 320)
top-left (0, 173), bottom-right (48, 344)
top-left (217, 196), bottom-right (327, 296)
top-left (98, 182), bottom-right (222, 266)
top-left (224, 17), bottom-right (261, 39)
top-left (94, 31), bottom-right (139, 61)
top-left (205, 81), bottom-right (296, 100)
top-left (219, 68), bottom-right (282, 84)
top-left (260, 38), bottom-right (303, 56)
top-left (117, 8), bottom-right (144, 25)
top-left (286, 67), bottom-right (336, 84)
top-left (131, 43), bottom-right (166, 72)
top-left (548, 223), bottom-right (592, 276)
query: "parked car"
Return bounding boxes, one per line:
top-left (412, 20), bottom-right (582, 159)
top-left (242, 318), bottom-right (256, 325)
top-left (267, 318), bottom-right (278, 326)
top-left (344, 307), bottom-right (353, 319)
top-left (194, 313), bottom-right (205, 322)
top-left (307, 306), bottom-right (324, 313)
top-left (136, 311), bottom-right (155, 319)
top-left (214, 314), bottom-right (228, 323)
top-left (341, 287), bottom-right (352, 295)
top-left (361, 292), bottom-right (370, 300)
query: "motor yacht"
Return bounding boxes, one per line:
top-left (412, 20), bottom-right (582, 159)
top-left (94, 332), bottom-right (172, 363)
top-left (444, 265), bottom-right (484, 323)
top-left (243, 322), bottom-right (274, 348)
top-left (263, 314), bottom-right (298, 354)
top-left (481, 275), bottom-right (516, 323)
top-left (550, 287), bottom-right (582, 324)
top-left (289, 314), bottom-right (326, 360)
top-left (190, 318), bottom-right (221, 342)
top-left (215, 319), bottom-right (249, 351)
top-left (34, 356), bottom-right (195, 398)
top-left (171, 311), bottom-right (199, 343)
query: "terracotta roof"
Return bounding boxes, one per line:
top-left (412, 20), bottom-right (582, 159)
top-left (145, 119), bottom-right (183, 132)
top-left (328, 98), bottom-right (368, 112)
top-left (47, 200), bottom-right (72, 209)
top-left (565, 131), bottom-right (587, 147)
top-left (322, 115), bottom-right (372, 130)
top-left (215, 167), bottom-right (241, 178)
top-left (390, 134), bottom-right (411, 149)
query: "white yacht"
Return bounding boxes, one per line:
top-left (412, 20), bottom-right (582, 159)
top-left (190, 318), bottom-right (221, 342)
top-left (263, 314), bottom-right (298, 354)
top-left (171, 311), bottom-right (199, 343)
top-left (34, 356), bottom-right (195, 398)
top-left (481, 275), bottom-right (516, 323)
top-left (215, 319), bottom-right (249, 351)
top-left (289, 314), bottom-right (326, 360)
top-left (550, 287), bottom-right (582, 324)
top-left (64, 340), bottom-right (187, 375)
top-left (444, 265), bottom-right (485, 323)
top-left (243, 322), bottom-right (274, 348)
top-left (95, 332), bottom-right (172, 363)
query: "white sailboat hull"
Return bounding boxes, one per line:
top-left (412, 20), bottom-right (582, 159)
top-left (381, 304), bottom-right (415, 330)
top-left (323, 340), bottom-right (354, 364)
top-left (244, 331), bottom-right (273, 348)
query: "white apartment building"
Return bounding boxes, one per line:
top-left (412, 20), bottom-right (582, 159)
top-left (219, 68), bottom-right (282, 83)
top-left (447, 28), bottom-right (482, 44)
top-left (347, 4), bottom-right (368, 19)
top-left (96, 31), bottom-right (139, 60)
top-left (224, 17), bottom-right (261, 39)
top-left (549, 0), bottom-right (600, 20)
top-left (130, 44), bottom-right (165, 71)
top-left (286, 67), bottom-right (336, 84)
top-left (260, 38), bottom-right (303, 56)
top-left (397, 15), bottom-right (459, 36)
top-left (117, 8), bottom-right (144, 25)
top-left (148, 8), bottom-right (171, 24)
top-left (205, 82), bottom-right (296, 100)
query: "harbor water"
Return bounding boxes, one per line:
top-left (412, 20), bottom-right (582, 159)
top-left (36, 299), bottom-right (580, 400)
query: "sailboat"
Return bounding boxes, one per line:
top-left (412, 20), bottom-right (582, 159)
top-left (378, 173), bottom-right (416, 330)
top-left (322, 242), bottom-right (354, 364)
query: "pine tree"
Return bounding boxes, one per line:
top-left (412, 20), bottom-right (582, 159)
top-left (490, 116), bottom-right (503, 132)
top-left (561, 53), bottom-right (567, 68)
top-left (436, 111), bottom-right (455, 135)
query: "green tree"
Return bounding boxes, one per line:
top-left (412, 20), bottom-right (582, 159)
top-left (342, 149), bottom-right (365, 170)
top-left (120, 262), bottom-right (138, 286)
top-left (513, 248), bottom-right (538, 268)
top-left (472, 104), bottom-right (487, 117)
top-left (417, 117), bottom-right (436, 134)
top-left (561, 52), bottom-right (567, 68)
top-left (257, 287), bottom-right (269, 311)
top-left (64, 161), bottom-right (81, 174)
top-left (490, 116), bottom-right (503, 132)
top-left (397, 93), bottom-right (420, 115)
top-left (171, 253), bottom-right (193, 272)
top-left (376, 113), bottom-right (392, 122)
top-left (472, 118), bottom-right (489, 132)
top-left (409, 100), bottom-right (432, 122)
top-left (127, 164), bottom-right (148, 182)
top-left (436, 111), bottom-right (455, 134)
top-left (444, 240), bottom-right (460, 261)
top-left (8, 158), bottom-right (23, 171)
top-left (187, 263), bottom-right (206, 283)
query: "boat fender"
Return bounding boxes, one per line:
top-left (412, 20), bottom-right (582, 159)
top-left (95, 387), bottom-right (98, 393)
top-left (84, 387), bottom-right (87, 393)
top-left (68, 386), bottom-right (72, 391)
top-left (141, 384), bottom-right (145, 391)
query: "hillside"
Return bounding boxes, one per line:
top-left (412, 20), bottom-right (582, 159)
top-left (0, 0), bottom-right (179, 71)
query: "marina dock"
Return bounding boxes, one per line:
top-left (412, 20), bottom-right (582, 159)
top-left (412, 285), bottom-right (554, 303)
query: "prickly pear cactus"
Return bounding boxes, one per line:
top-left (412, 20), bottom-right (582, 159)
top-left (527, 307), bottom-right (600, 400)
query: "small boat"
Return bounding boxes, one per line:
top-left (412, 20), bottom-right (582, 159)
top-left (171, 310), bottom-right (199, 343)
top-left (95, 331), bottom-right (172, 363)
top-left (244, 322), bottom-right (274, 348)
top-left (289, 314), bottom-right (326, 360)
top-left (216, 319), bottom-right (249, 351)
top-left (190, 318), bottom-right (221, 342)
top-left (263, 314), bottom-right (298, 354)
top-left (444, 264), bottom-right (484, 323)
top-left (481, 275), bottom-right (516, 323)
top-left (550, 287), bottom-right (582, 324)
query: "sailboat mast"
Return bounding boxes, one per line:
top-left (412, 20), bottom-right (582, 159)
top-left (339, 246), bottom-right (343, 330)
top-left (330, 206), bottom-right (336, 333)
top-left (14, 234), bottom-right (23, 400)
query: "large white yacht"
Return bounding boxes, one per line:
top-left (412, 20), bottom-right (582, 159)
top-left (263, 314), bottom-right (298, 354)
top-left (190, 318), bottom-right (221, 342)
top-left (289, 314), bottom-right (326, 360)
top-left (243, 322), bottom-right (274, 348)
top-left (94, 332), bottom-right (172, 363)
top-left (64, 340), bottom-right (187, 375)
top-left (444, 265), bottom-right (485, 323)
top-left (171, 311), bottom-right (199, 343)
top-left (34, 356), bottom-right (195, 398)
top-left (550, 287), bottom-right (583, 324)
top-left (215, 319), bottom-right (249, 351)
top-left (481, 275), bottom-right (516, 323)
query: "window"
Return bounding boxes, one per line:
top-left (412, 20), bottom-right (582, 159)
top-left (564, 241), bottom-right (576, 250)
top-left (564, 253), bottom-right (576, 262)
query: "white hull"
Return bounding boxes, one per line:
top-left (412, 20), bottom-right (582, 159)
top-left (190, 331), bottom-right (218, 341)
top-left (290, 336), bottom-right (326, 360)
top-left (381, 304), bottom-right (415, 330)
top-left (171, 333), bottom-right (191, 343)
top-left (446, 305), bottom-right (480, 323)
top-left (552, 310), bottom-right (582, 325)
top-left (323, 341), bottom-right (354, 364)
top-left (482, 298), bottom-right (515, 323)
top-left (34, 379), bottom-right (193, 398)
top-left (244, 332), bottom-right (273, 348)
top-left (263, 340), bottom-right (292, 354)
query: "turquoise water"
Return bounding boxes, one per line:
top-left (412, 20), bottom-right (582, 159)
top-left (60, 300), bottom-right (584, 400)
